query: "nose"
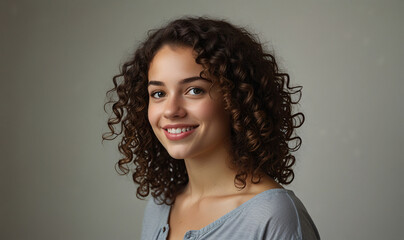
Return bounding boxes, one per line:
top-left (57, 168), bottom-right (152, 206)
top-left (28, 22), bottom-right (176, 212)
top-left (163, 95), bottom-right (186, 119)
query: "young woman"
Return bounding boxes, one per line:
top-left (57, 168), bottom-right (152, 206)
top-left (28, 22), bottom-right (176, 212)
top-left (104, 17), bottom-right (320, 240)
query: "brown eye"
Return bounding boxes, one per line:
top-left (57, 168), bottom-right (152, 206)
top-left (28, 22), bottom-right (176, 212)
top-left (187, 88), bottom-right (204, 95)
top-left (151, 91), bottom-right (166, 98)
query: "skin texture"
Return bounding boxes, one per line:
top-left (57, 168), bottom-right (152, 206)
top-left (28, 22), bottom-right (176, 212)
top-left (147, 45), bottom-right (283, 240)
top-left (148, 45), bottom-right (231, 161)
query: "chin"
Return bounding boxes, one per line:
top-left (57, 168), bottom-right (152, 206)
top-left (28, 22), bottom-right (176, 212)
top-left (165, 145), bottom-right (200, 160)
top-left (164, 147), bottom-right (188, 160)
top-left (166, 152), bottom-right (188, 160)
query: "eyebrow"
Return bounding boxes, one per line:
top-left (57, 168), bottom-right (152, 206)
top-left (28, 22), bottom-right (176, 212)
top-left (148, 76), bottom-right (211, 87)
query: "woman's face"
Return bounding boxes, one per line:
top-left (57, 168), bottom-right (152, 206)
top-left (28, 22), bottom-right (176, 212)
top-left (147, 45), bottom-right (230, 160)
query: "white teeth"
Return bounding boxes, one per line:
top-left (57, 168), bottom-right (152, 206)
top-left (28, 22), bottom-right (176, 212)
top-left (167, 127), bottom-right (195, 134)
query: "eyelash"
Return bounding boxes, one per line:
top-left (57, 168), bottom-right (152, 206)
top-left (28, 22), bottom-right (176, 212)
top-left (150, 87), bottom-right (205, 99)
top-left (150, 91), bottom-right (165, 99)
top-left (187, 87), bottom-right (205, 95)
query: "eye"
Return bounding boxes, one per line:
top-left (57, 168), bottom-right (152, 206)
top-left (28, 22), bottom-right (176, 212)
top-left (151, 91), bottom-right (166, 99)
top-left (187, 87), bottom-right (205, 95)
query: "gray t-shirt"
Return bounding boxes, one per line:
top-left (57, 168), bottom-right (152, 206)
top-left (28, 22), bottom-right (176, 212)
top-left (141, 188), bottom-right (320, 240)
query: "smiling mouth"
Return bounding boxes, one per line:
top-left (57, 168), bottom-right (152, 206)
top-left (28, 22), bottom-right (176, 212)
top-left (165, 126), bottom-right (198, 134)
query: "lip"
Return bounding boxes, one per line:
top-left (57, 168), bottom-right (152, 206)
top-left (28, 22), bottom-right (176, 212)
top-left (162, 124), bottom-right (199, 141)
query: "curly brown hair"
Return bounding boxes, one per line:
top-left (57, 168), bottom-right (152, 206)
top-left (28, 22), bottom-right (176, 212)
top-left (103, 16), bottom-right (304, 205)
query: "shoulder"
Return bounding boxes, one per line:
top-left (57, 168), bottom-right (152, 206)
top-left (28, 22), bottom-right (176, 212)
top-left (144, 197), bottom-right (169, 217)
top-left (242, 189), bottom-right (299, 228)
top-left (141, 198), bottom-right (170, 240)
top-left (241, 189), bottom-right (320, 239)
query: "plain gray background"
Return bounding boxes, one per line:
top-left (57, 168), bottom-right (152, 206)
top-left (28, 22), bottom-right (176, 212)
top-left (1, 0), bottom-right (403, 239)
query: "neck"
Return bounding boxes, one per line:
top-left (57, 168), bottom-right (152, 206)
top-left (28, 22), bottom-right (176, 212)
top-left (182, 143), bottom-right (241, 200)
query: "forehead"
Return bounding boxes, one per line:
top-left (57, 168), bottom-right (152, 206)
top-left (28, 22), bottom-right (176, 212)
top-left (148, 45), bottom-right (203, 81)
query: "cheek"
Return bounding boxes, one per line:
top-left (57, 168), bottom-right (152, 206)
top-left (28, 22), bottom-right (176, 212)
top-left (197, 104), bottom-right (216, 119)
top-left (193, 99), bottom-right (228, 124)
top-left (147, 104), bottom-right (159, 127)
